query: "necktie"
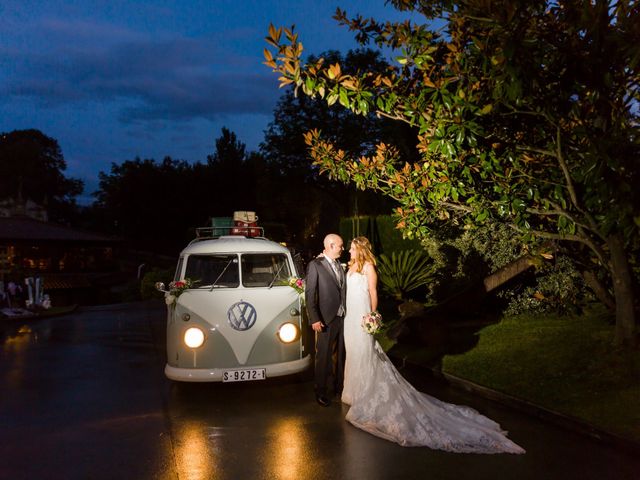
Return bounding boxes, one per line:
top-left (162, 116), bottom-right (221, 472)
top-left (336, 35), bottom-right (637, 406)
top-left (331, 259), bottom-right (342, 284)
top-left (330, 259), bottom-right (345, 316)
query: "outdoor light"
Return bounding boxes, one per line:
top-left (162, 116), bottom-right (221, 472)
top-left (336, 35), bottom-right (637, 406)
top-left (184, 327), bottom-right (205, 349)
top-left (277, 323), bottom-right (299, 343)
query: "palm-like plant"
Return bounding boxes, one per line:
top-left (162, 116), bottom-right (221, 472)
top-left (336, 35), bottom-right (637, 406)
top-left (377, 250), bottom-right (435, 301)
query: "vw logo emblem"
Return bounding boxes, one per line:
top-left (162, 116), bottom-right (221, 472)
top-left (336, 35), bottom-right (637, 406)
top-left (227, 301), bottom-right (257, 331)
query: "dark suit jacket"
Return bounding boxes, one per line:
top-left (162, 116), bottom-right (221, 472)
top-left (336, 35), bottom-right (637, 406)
top-left (305, 256), bottom-right (346, 326)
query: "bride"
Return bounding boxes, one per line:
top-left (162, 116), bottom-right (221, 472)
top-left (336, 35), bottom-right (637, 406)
top-left (341, 236), bottom-right (525, 454)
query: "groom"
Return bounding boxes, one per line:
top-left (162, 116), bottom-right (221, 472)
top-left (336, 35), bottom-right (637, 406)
top-left (305, 233), bottom-right (347, 407)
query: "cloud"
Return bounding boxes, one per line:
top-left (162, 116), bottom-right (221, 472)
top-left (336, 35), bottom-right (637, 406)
top-left (1, 17), bottom-right (280, 123)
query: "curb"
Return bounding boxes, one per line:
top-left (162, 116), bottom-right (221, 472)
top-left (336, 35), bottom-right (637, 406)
top-left (79, 299), bottom-right (162, 312)
top-left (437, 370), bottom-right (640, 454)
top-left (393, 356), bottom-right (640, 454)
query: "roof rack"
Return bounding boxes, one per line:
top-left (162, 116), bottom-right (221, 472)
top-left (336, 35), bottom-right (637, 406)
top-left (189, 226), bottom-right (267, 245)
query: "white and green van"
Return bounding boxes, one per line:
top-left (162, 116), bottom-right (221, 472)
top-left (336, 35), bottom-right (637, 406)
top-left (157, 232), bottom-right (311, 382)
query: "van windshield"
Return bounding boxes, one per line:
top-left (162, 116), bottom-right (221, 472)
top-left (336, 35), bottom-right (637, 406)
top-left (185, 254), bottom-right (239, 288)
top-left (241, 253), bottom-right (291, 288)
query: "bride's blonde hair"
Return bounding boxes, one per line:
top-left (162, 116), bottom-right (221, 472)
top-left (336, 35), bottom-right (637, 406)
top-left (349, 236), bottom-right (376, 273)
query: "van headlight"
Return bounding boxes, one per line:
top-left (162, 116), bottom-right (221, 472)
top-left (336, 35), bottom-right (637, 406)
top-left (277, 323), bottom-right (299, 343)
top-left (184, 327), bottom-right (205, 348)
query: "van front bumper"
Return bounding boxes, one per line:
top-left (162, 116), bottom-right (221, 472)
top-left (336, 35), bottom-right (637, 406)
top-left (164, 355), bottom-right (311, 382)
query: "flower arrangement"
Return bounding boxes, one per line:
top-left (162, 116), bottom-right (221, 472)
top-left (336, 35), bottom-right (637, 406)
top-left (165, 278), bottom-right (196, 305)
top-left (362, 311), bottom-right (383, 335)
top-left (287, 276), bottom-right (305, 295)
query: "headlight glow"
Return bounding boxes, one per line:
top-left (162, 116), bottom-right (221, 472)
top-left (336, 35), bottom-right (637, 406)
top-left (277, 323), bottom-right (299, 343)
top-left (184, 327), bottom-right (205, 348)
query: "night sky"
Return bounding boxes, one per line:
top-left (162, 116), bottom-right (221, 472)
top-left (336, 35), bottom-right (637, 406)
top-left (0, 1), bottom-right (415, 203)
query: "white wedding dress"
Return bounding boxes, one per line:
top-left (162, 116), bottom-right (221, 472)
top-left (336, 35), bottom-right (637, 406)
top-left (342, 271), bottom-right (525, 454)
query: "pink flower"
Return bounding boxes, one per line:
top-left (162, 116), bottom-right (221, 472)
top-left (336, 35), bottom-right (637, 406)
top-left (362, 311), bottom-right (383, 335)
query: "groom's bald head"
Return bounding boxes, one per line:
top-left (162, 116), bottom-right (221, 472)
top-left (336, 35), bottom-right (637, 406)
top-left (323, 234), bottom-right (344, 260)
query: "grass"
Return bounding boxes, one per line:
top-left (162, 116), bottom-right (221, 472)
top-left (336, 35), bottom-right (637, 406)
top-left (441, 305), bottom-right (640, 442)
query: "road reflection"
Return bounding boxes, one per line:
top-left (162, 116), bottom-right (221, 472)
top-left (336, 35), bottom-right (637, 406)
top-left (174, 421), bottom-right (219, 480)
top-left (266, 416), bottom-right (309, 480)
top-left (2, 325), bottom-right (34, 389)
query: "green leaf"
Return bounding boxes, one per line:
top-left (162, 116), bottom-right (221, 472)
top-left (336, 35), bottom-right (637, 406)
top-left (511, 198), bottom-right (526, 212)
top-left (479, 104), bottom-right (493, 114)
top-left (339, 88), bottom-right (349, 107)
top-left (476, 209), bottom-right (489, 222)
top-left (443, 141), bottom-right (455, 158)
top-left (304, 76), bottom-right (313, 91)
top-left (358, 99), bottom-right (369, 115)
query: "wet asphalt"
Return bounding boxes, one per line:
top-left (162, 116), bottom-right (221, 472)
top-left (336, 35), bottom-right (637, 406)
top-left (0, 301), bottom-right (638, 480)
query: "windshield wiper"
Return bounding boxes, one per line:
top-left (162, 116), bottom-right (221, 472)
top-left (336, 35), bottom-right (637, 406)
top-left (210, 258), bottom-right (235, 291)
top-left (268, 261), bottom-right (286, 289)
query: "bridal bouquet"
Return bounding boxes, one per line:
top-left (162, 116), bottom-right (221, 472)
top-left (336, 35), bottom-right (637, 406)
top-left (362, 311), bottom-right (383, 335)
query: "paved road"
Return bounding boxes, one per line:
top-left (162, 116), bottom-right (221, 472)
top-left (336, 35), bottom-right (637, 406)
top-left (1, 301), bottom-right (637, 480)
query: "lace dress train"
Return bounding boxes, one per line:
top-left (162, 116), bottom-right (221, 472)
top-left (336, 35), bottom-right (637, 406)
top-left (341, 272), bottom-right (525, 454)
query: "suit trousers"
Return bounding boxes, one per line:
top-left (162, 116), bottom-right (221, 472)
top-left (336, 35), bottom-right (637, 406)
top-left (314, 316), bottom-right (345, 396)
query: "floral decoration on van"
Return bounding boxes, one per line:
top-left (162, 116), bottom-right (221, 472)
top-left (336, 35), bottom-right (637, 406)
top-left (286, 276), bottom-right (305, 295)
top-left (165, 278), bottom-right (196, 305)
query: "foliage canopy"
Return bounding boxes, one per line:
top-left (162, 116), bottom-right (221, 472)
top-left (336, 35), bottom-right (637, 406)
top-left (265, 0), bottom-right (640, 343)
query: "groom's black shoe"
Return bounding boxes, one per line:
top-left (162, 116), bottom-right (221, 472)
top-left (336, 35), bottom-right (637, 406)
top-left (316, 394), bottom-right (331, 407)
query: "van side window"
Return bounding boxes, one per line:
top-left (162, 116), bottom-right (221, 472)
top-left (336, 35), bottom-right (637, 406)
top-left (241, 254), bottom-right (291, 287)
top-left (185, 254), bottom-right (239, 288)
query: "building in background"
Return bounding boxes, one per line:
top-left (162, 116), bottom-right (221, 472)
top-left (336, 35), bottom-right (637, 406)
top-left (0, 200), bottom-right (122, 306)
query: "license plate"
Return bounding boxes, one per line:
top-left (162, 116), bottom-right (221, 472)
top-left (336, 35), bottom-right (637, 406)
top-left (222, 368), bottom-right (266, 382)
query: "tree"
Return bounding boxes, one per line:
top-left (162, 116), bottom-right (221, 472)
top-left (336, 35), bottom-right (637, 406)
top-left (93, 156), bottom-right (198, 253)
top-left (260, 49), bottom-right (414, 246)
top-left (202, 127), bottom-right (259, 215)
top-left (0, 129), bottom-right (83, 222)
top-left (265, 1), bottom-right (640, 344)
top-left (91, 128), bottom-right (261, 254)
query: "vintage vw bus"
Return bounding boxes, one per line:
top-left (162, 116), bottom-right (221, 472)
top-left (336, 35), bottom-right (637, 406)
top-left (158, 228), bottom-right (311, 382)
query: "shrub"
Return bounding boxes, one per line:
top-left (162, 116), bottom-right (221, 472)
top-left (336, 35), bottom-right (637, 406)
top-left (498, 255), bottom-right (593, 315)
top-left (377, 250), bottom-right (436, 300)
top-left (419, 221), bottom-right (592, 315)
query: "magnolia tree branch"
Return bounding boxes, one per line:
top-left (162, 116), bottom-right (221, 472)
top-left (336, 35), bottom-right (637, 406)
top-left (509, 223), bottom-right (610, 271)
top-left (525, 201), bottom-right (604, 241)
top-left (555, 127), bottom-right (580, 210)
top-left (554, 127), bottom-right (605, 236)
top-left (440, 201), bottom-right (473, 213)
top-left (375, 109), bottom-right (412, 124)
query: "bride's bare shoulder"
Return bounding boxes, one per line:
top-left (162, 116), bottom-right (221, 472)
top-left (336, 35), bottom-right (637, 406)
top-left (363, 262), bottom-right (376, 274)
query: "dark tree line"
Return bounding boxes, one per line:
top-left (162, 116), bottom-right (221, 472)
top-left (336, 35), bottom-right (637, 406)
top-left (89, 128), bottom-right (265, 254)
